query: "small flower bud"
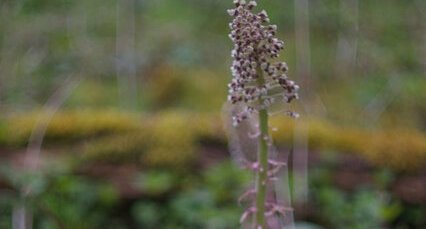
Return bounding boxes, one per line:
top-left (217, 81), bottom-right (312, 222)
top-left (227, 9), bottom-right (237, 17)
top-left (247, 1), bottom-right (257, 9)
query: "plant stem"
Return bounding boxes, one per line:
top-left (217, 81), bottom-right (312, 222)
top-left (255, 70), bottom-right (269, 228)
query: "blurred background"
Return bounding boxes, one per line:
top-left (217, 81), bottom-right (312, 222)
top-left (0, 0), bottom-right (425, 228)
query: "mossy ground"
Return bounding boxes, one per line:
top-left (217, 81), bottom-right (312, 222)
top-left (0, 110), bottom-right (424, 171)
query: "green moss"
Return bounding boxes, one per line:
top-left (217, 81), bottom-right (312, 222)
top-left (361, 130), bottom-right (426, 171)
top-left (191, 114), bottom-right (226, 144)
top-left (0, 120), bottom-right (7, 145)
top-left (1, 110), bottom-right (425, 171)
top-left (141, 112), bottom-right (196, 169)
top-left (81, 111), bottom-right (197, 169)
top-left (270, 116), bottom-right (426, 171)
top-left (3, 110), bottom-right (140, 146)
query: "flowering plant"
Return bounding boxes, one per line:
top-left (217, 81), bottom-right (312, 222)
top-left (224, 0), bottom-right (299, 228)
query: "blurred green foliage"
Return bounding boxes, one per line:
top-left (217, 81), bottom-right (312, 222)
top-left (1, 158), bottom-right (424, 228)
top-left (0, 0), bottom-right (425, 228)
top-left (131, 161), bottom-right (249, 229)
top-left (310, 161), bottom-right (426, 229)
top-left (0, 163), bottom-right (119, 229)
top-left (134, 170), bottom-right (178, 196)
top-left (0, 0), bottom-right (424, 130)
top-left (0, 161), bottom-right (249, 229)
top-left (316, 187), bottom-right (383, 229)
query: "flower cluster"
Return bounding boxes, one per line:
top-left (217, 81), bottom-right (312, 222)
top-left (226, 1), bottom-right (297, 227)
top-left (227, 0), bottom-right (299, 126)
